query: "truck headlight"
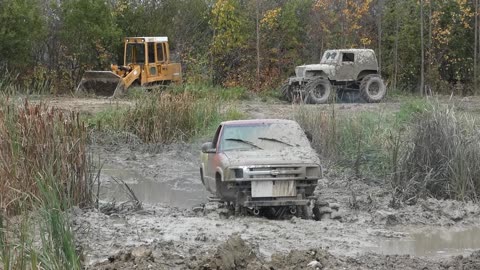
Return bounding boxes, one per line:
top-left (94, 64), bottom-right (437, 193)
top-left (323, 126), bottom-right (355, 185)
top-left (306, 166), bottom-right (321, 178)
top-left (234, 169), bottom-right (243, 178)
top-left (231, 168), bottom-right (244, 179)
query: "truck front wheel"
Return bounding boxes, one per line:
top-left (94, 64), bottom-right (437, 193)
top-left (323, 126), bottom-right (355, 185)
top-left (306, 78), bottom-right (332, 104)
top-left (280, 82), bottom-right (293, 102)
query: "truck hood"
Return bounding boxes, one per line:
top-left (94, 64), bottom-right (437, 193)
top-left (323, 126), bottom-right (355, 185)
top-left (223, 148), bottom-right (320, 166)
top-left (295, 64), bottom-right (335, 77)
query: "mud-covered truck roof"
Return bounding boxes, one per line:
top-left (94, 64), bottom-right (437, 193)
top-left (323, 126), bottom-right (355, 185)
top-left (220, 118), bottom-right (299, 126)
top-left (320, 48), bottom-right (377, 67)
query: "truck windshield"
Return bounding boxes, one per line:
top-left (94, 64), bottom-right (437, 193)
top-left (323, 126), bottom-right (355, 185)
top-left (220, 122), bottom-right (310, 152)
top-left (320, 51), bottom-right (339, 64)
top-left (125, 43), bottom-right (145, 64)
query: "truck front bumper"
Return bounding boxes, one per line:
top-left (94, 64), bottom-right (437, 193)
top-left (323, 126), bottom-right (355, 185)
top-left (288, 77), bottom-right (309, 85)
top-left (243, 198), bottom-right (310, 207)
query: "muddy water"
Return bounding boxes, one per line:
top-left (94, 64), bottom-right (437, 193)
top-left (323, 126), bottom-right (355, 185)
top-left (100, 180), bottom-right (207, 208)
top-left (99, 165), bottom-right (208, 208)
top-left (374, 227), bottom-right (480, 257)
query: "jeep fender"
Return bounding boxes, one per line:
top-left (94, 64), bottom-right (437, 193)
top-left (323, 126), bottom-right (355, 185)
top-left (357, 70), bottom-right (378, 81)
top-left (305, 70), bottom-right (329, 79)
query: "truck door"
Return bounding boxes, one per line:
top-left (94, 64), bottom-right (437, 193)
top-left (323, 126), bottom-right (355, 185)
top-left (147, 42), bottom-right (158, 80)
top-left (204, 125), bottom-right (222, 193)
top-left (335, 52), bottom-right (355, 82)
top-left (156, 43), bottom-right (169, 79)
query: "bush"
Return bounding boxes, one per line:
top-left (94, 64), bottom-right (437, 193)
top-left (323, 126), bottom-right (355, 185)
top-left (392, 104), bottom-right (480, 204)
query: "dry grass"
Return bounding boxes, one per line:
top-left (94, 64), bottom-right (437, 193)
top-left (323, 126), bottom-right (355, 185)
top-left (295, 100), bottom-right (480, 204)
top-left (0, 99), bottom-right (93, 215)
top-left (392, 103), bottom-right (480, 204)
top-left (296, 100), bottom-right (480, 204)
top-left (0, 97), bottom-right (88, 269)
top-left (91, 91), bottom-right (221, 143)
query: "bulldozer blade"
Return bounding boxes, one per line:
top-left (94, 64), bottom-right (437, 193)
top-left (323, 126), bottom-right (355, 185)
top-left (76, 71), bottom-right (124, 97)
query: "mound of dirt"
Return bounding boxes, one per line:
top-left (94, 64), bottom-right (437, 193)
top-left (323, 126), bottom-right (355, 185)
top-left (446, 250), bottom-right (480, 270)
top-left (94, 245), bottom-right (156, 270)
top-left (194, 236), bottom-right (341, 270)
top-left (195, 234), bottom-right (266, 270)
top-left (269, 248), bottom-right (342, 270)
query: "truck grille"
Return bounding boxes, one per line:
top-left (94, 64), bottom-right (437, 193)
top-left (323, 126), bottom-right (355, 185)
top-left (246, 166), bottom-right (301, 180)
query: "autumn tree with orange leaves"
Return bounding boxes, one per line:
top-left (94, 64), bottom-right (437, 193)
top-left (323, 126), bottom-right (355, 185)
top-left (1, 0), bottom-right (480, 94)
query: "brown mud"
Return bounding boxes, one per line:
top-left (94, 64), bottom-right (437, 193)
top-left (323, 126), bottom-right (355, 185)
top-left (56, 96), bottom-right (480, 269)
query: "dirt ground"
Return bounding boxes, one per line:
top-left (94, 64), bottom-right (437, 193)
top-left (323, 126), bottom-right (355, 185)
top-left (49, 96), bottom-right (480, 269)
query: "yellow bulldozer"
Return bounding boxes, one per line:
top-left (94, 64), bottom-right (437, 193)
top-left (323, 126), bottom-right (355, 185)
top-left (76, 36), bottom-right (182, 97)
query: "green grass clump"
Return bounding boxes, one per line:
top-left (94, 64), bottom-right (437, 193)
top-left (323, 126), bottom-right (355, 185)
top-left (394, 98), bottom-right (431, 123)
top-left (295, 105), bottom-right (396, 178)
top-left (0, 173), bottom-right (82, 270)
top-left (36, 172), bottom-right (81, 270)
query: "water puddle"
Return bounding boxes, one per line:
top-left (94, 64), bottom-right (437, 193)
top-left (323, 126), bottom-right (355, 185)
top-left (99, 167), bottom-right (208, 208)
top-left (374, 227), bottom-right (480, 257)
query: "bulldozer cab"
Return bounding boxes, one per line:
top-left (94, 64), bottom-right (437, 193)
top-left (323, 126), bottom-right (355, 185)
top-left (124, 37), bottom-right (170, 66)
top-left (123, 37), bottom-right (174, 83)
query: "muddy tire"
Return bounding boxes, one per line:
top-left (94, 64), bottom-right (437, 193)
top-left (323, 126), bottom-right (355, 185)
top-left (312, 206), bottom-right (321, 221)
top-left (234, 203), bottom-right (247, 216)
top-left (305, 77), bottom-right (332, 104)
top-left (297, 205), bottom-right (313, 220)
top-left (360, 74), bottom-right (386, 103)
top-left (313, 205), bottom-right (332, 221)
top-left (280, 82), bottom-right (293, 102)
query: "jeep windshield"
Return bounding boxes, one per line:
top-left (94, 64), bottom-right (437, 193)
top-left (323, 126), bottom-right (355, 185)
top-left (219, 122), bottom-right (310, 151)
top-left (320, 51), bottom-right (339, 64)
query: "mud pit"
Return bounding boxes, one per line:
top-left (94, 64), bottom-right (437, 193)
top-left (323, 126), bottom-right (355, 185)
top-left (65, 97), bottom-right (480, 269)
top-left (374, 226), bottom-right (480, 257)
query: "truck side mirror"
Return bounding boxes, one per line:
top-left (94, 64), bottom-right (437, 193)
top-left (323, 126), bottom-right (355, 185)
top-left (201, 142), bottom-right (216, 153)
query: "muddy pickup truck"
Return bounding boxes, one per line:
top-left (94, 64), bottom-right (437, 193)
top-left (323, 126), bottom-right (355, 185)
top-left (200, 119), bottom-right (325, 219)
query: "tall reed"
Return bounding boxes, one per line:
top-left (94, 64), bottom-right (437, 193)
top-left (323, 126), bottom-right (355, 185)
top-left (392, 104), bottom-right (480, 203)
top-left (0, 98), bottom-right (89, 269)
top-left (0, 100), bottom-right (93, 215)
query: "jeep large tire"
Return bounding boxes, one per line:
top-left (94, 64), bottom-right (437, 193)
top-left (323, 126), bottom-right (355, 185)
top-left (306, 78), bottom-right (332, 104)
top-left (360, 74), bottom-right (386, 103)
top-left (280, 82), bottom-right (293, 102)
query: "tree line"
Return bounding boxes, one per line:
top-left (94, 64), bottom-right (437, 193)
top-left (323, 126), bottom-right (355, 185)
top-left (0, 0), bottom-right (478, 94)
